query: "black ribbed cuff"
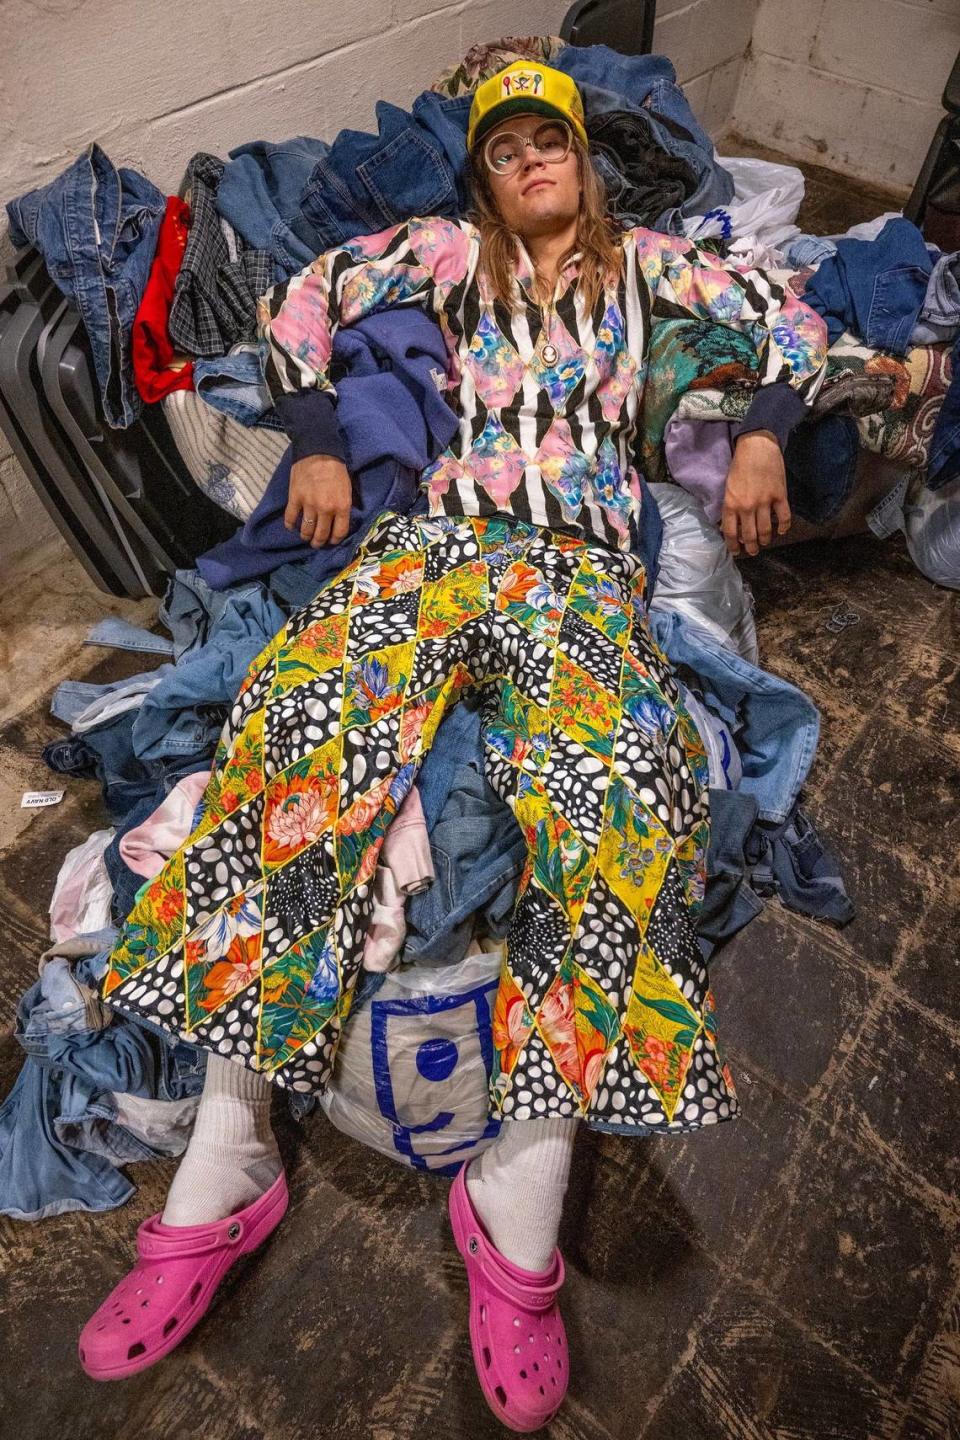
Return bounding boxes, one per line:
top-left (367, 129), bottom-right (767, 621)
top-left (731, 382), bottom-right (809, 450)
top-left (275, 389), bottom-right (346, 464)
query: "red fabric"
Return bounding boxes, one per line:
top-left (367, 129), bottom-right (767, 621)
top-left (132, 196), bottom-right (194, 402)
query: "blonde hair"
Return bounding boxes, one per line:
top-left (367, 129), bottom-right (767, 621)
top-left (468, 136), bottom-right (624, 315)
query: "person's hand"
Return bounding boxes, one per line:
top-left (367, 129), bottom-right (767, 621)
top-left (285, 455), bottom-right (352, 548)
top-left (721, 432), bottom-right (790, 556)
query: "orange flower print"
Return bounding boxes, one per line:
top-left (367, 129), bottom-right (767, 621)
top-left (199, 932), bottom-right (263, 1013)
top-left (338, 774), bottom-right (391, 837)
top-left (497, 561), bottom-right (541, 608)
top-left (400, 700), bottom-right (432, 761)
top-left (355, 833), bottom-right (385, 887)
top-left (538, 980), bottom-right (579, 1079)
top-left (185, 936), bottom-right (205, 970)
top-left (155, 886), bottom-right (182, 927)
top-left (493, 982), bottom-right (532, 1077)
top-left (582, 1048), bottom-right (606, 1098)
top-left (263, 769), bottom-right (338, 867)
top-left (637, 1033), bottom-right (671, 1090)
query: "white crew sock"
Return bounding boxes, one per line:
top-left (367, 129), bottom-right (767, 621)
top-left (466, 1118), bottom-right (577, 1273)
top-left (162, 1053), bottom-right (282, 1227)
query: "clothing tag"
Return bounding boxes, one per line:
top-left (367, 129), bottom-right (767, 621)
top-left (21, 790), bottom-right (65, 809)
top-left (429, 367), bottom-right (448, 393)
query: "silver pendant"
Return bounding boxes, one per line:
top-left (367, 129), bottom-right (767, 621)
top-left (540, 341), bottom-right (558, 366)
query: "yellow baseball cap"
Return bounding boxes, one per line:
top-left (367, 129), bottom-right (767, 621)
top-left (467, 61), bottom-right (588, 152)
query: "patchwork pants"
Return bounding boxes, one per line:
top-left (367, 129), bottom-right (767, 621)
top-left (103, 512), bottom-right (738, 1134)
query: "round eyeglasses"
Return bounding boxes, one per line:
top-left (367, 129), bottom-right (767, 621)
top-left (483, 120), bottom-right (573, 179)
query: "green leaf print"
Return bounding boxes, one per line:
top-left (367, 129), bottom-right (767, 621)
top-left (534, 821), bottom-right (566, 905)
top-left (579, 987), bottom-right (620, 1048)
top-left (637, 996), bottom-right (697, 1027)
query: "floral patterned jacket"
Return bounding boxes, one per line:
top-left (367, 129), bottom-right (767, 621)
top-left (258, 218), bottom-right (828, 551)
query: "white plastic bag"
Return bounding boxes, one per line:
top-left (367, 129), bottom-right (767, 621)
top-left (869, 474), bottom-right (960, 590)
top-left (906, 480), bottom-right (960, 589)
top-left (684, 154), bottom-right (805, 253)
top-left (49, 828), bottom-right (116, 942)
top-left (649, 483), bottom-right (759, 663)
top-left (320, 942), bottom-right (504, 1172)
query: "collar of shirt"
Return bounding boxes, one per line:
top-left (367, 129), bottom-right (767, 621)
top-left (512, 234), bottom-right (584, 303)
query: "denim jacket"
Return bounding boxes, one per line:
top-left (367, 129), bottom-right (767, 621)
top-left (556, 46), bottom-right (734, 218)
top-left (216, 136), bottom-right (332, 280)
top-left (405, 701), bottom-right (526, 965)
top-left (6, 145), bottom-right (166, 427)
top-left (802, 217), bottom-right (934, 354)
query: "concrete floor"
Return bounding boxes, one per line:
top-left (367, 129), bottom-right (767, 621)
top-left (1, 163), bottom-right (959, 1440)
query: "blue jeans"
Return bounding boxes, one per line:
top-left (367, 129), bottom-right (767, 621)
top-left (193, 344), bottom-right (285, 430)
top-left (216, 136), bottom-right (332, 279)
top-left (298, 92), bottom-right (472, 249)
top-left (405, 701), bottom-right (526, 966)
top-left (803, 216), bottom-right (933, 353)
top-left (6, 144), bottom-right (165, 428)
top-left (43, 712), bottom-right (206, 824)
top-left (929, 334), bottom-right (960, 490)
top-left (649, 609), bottom-right (820, 826)
top-left (0, 945), bottom-right (203, 1220)
top-left (133, 579), bottom-right (287, 766)
top-left (785, 414), bottom-right (861, 525)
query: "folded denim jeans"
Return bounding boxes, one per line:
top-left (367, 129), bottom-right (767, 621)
top-left (556, 45), bottom-right (734, 218)
top-left (216, 136), bottom-right (332, 279)
top-left (298, 92), bottom-right (473, 251)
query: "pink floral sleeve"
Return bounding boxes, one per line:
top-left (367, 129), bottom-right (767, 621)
top-left (257, 217), bottom-right (474, 401)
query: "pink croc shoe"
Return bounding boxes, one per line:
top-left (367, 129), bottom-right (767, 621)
top-left (79, 1171), bottom-right (288, 1380)
top-left (449, 1162), bottom-right (569, 1433)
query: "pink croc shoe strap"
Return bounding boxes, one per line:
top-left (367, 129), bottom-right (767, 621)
top-left (457, 1178), bottom-right (565, 1311)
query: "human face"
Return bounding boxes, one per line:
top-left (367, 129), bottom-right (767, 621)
top-left (482, 113), bottom-right (581, 240)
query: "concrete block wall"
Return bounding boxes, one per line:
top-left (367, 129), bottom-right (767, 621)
top-left (732, 0), bottom-right (960, 192)
top-left (0, 0), bottom-right (750, 575)
top-left (654, 0), bottom-right (758, 136)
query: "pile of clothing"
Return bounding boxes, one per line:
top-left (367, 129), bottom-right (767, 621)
top-left (665, 213), bottom-right (959, 584)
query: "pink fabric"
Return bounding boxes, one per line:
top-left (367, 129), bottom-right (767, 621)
top-left (383, 787), bottom-right (432, 895)
top-left (362, 786), bottom-right (433, 972)
top-left (118, 771), bottom-right (211, 880)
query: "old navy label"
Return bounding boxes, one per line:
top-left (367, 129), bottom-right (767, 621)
top-left (21, 790), bottom-right (65, 809)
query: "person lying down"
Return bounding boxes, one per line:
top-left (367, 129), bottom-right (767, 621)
top-left (80, 60), bottom-right (827, 1431)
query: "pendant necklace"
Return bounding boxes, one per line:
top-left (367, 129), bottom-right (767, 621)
top-left (537, 284), bottom-right (559, 367)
